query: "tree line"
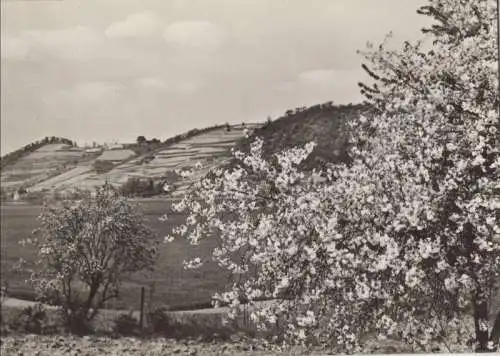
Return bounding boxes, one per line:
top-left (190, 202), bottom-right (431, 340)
top-left (1, 137), bottom-right (75, 169)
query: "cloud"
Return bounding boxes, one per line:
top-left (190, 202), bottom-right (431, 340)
top-left (175, 80), bottom-right (203, 94)
top-left (72, 81), bottom-right (124, 101)
top-left (272, 81), bottom-right (296, 93)
top-left (43, 81), bottom-right (124, 105)
top-left (105, 11), bottom-right (164, 38)
top-left (137, 77), bottom-right (168, 89)
top-left (1, 37), bottom-right (31, 60)
top-left (163, 21), bottom-right (223, 50)
top-left (136, 76), bottom-right (203, 94)
top-left (22, 26), bottom-right (103, 61)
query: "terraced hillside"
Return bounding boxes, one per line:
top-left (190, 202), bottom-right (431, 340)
top-left (1, 103), bottom-right (372, 201)
top-left (0, 143), bottom-right (98, 194)
top-left (1, 124), bottom-right (261, 200)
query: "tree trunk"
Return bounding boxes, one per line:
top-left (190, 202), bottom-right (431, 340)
top-left (473, 290), bottom-right (490, 352)
top-left (489, 310), bottom-right (500, 351)
top-left (461, 222), bottom-right (492, 352)
top-left (85, 281), bottom-right (100, 320)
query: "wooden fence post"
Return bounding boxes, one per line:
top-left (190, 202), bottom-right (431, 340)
top-left (244, 303), bottom-right (248, 328)
top-left (139, 286), bottom-right (145, 330)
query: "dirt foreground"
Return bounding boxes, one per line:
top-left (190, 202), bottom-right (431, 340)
top-left (0, 334), bottom-right (332, 356)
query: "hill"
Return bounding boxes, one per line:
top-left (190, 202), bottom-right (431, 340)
top-left (235, 102), bottom-right (374, 170)
top-left (0, 139), bottom-right (98, 197)
top-left (0, 124), bottom-right (261, 201)
top-left (0, 136), bottom-right (76, 170)
top-left (1, 103), bottom-right (374, 202)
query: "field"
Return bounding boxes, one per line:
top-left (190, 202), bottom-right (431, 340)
top-left (97, 149), bottom-right (136, 162)
top-left (0, 200), bottom-right (227, 311)
top-left (0, 125), bottom-right (263, 311)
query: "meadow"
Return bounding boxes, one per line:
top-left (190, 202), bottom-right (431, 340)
top-left (0, 199), bottom-right (227, 311)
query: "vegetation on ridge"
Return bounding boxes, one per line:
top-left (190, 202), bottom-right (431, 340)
top-left (235, 102), bottom-right (373, 170)
top-left (1, 137), bottom-right (75, 170)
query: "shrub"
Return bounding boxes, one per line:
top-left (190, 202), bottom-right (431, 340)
top-left (21, 183), bottom-right (158, 334)
top-left (148, 307), bottom-right (172, 334)
top-left (93, 160), bottom-right (114, 174)
top-left (9, 304), bottom-right (48, 334)
top-left (17, 187), bottom-right (27, 195)
top-left (119, 177), bottom-right (164, 197)
top-left (113, 313), bottom-right (141, 336)
top-left (64, 188), bottom-right (90, 201)
top-left (0, 188), bottom-right (8, 201)
top-left (23, 191), bottom-right (47, 204)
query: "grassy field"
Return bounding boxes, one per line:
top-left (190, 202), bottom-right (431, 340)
top-left (0, 200), bottom-right (228, 311)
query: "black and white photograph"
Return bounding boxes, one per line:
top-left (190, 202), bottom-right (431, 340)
top-left (1, 0), bottom-right (499, 354)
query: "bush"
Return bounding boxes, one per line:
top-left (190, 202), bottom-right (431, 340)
top-left (0, 188), bottom-right (8, 201)
top-left (17, 187), bottom-right (27, 195)
top-left (8, 304), bottom-right (49, 334)
top-left (146, 308), bottom-right (239, 341)
top-left (63, 188), bottom-right (91, 201)
top-left (63, 309), bottom-right (95, 335)
top-left (93, 160), bottom-right (114, 173)
top-left (119, 177), bottom-right (164, 197)
top-left (23, 191), bottom-right (46, 204)
top-left (148, 307), bottom-right (172, 334)
top-left (165, 314), bottom-right (239, 342)
top-left (113, 313), bottom-right (141, 336)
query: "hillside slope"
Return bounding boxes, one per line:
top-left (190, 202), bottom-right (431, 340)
top-left (235, 102), bottom-right (374, 170)
top-left (0, 143), bottom-right (99, 194)
top-left (1, 124), bottom-right (261, 200)
top-left (1, 102), bottom-right (372, 201)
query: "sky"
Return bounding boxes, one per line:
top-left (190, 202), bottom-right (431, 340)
top-left (1, 0), bottom-right (431, 154)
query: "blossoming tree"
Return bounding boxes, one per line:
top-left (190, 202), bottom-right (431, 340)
top-left (355, 0), bottom-right (499, 351)
top-left (24, 183), bottom-right (158, 333)
top-left (169, 0), bottom-right (499, 352)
